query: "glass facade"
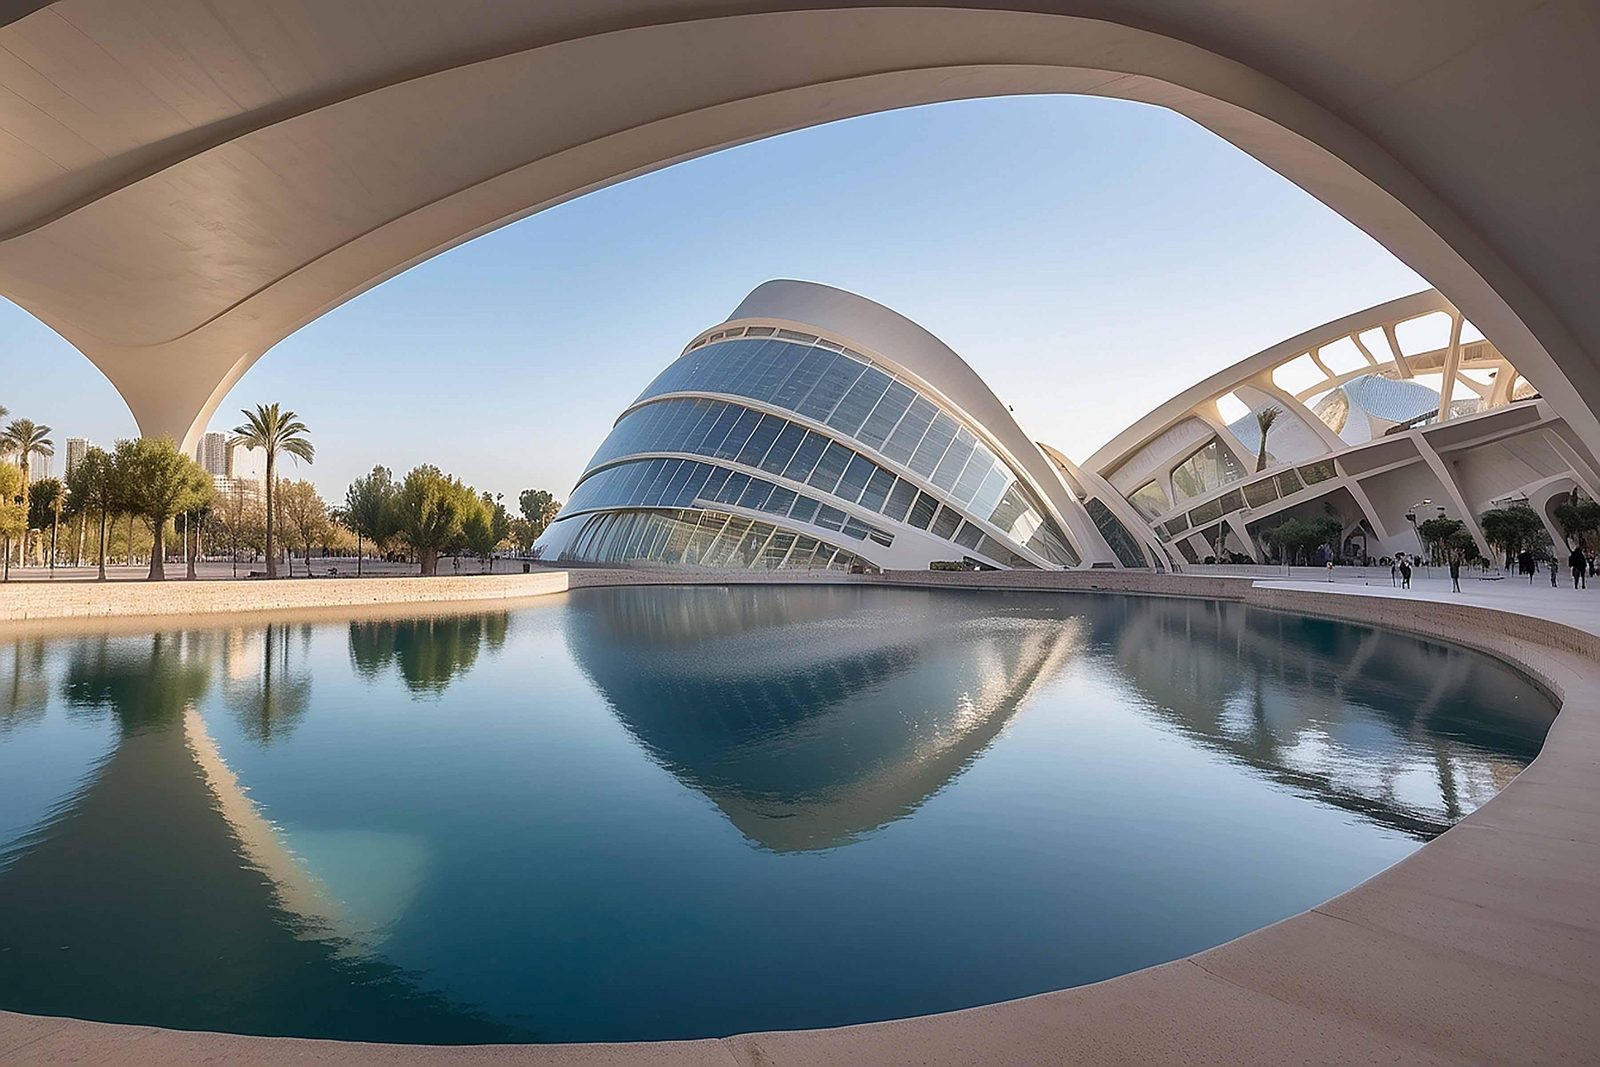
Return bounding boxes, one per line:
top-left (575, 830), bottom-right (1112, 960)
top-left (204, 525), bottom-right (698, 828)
top-left (1170, 437), bottom-right (1246, 501)
top-left (537, 508), bottom-right (871, 572)
top-left (537, 326), bottom-right (1084, 571)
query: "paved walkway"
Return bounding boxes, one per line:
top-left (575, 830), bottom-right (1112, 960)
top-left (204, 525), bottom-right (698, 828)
top-left (1254, 572), bottom-right (1600, 639)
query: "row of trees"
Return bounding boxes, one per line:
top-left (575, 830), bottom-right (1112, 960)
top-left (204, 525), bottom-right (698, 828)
top-left (343, 470), bottom-right (559, 576)
top-left (2, 400), bottom-right (564, 581)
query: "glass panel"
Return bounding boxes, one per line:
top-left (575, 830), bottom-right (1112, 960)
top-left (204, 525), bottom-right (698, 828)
top-left (1126, 481), bottom-right (1167, 520)
top-left (815, 505), bottom-right (846, 531)
top-left (808, 441), bottom-right (854, 496)
top-left (1243, 479), bottom-right (1279, 509)
top-left (855, 381), bottom-right (915, 450)
top-left (789, 496), bottom-right (819, 524)
top-left (882, 396), bottom-right (937, 465)
top-left (841, 518), bottom-right (870, 541)
top-left (738, 478), bottom-right (774, 511)
top-left (931, 428), bottom-right (975, 491)
top-left (968, 466), bottom-right (1009, 520)
top-left (760, 422), bottom-right (807, 475)
top-left (834, 454), bottom-right (876, 503)
top-left (763, 486), bottom-right (796, 515)
top-left (909, 413), bottom-right (958, 477)
top-left (1170, 438), bottom-right (1245, 500)
top-left (908, 492), bottom-right (939, 530)
top-left (930, 505), bottom-right (963, 540)
top-left (781, 432), bottom-right (827, 484)
top-left (712, 407), bottom-right (763, 460)
top-left (770, 348), bottom-right (834, 413)
top-left (794, 356), bottom-right (864, 422)
top-left (825, 367), bottom-right (892, 439)
top-left (882, 478), bottom-right (919, 522)
top-left (734, 413), bottom-right (783, 469)
top-left (716, 471), bottom-right (750, 505)
top-left (1299, 459), bottom-right (1336, 484)
top-left (953, 522), bottom-right (984, 550)
top-left (1086, 498), bottom-right (1145, 568)
top-left (952, 448), bottom-right (990, 503)
top-left (858, 467), bottom-right (896, 513)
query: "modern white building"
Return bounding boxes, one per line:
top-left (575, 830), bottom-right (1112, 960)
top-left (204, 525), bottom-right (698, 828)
top-left (536, 280), bottom-right (1148, 572)
top-left (542, 282), bottom-right (1599, 573)
top-left (1087, 290), bottom-right (1598, 566)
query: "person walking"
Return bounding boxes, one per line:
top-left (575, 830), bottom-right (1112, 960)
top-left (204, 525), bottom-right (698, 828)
top-left (1399, 555), bottom-right (1412, 589)
top-left (1449, 552), bottom-right (1462, 593)
top-left (1389, 557), bottom-right (1399, 587)
top-left (1572, 545), bottom-right (1589, 589)
top-left (1550, 558), bottom-right (1560, 586)
top-left (1519, 548), bottom-right (1535, 584)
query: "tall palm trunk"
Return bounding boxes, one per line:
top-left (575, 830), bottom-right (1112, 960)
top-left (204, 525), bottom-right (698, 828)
top-left (264, 452), bottom-right (277, 578)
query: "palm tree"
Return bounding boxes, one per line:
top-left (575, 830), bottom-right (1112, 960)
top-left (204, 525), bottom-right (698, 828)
top-left (2, 418), bottom-right (53, 563)
top-left (1254, 405), bottom-right (1283, 472)
top-left (230, 404), bottom-right (313, 579)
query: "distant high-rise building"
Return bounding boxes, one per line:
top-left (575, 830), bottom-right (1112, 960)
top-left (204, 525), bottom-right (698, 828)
top-left (27, 450), bottom-right (50, 483)
top-left (196, 432), bottom-right (235, 478)
top-left (65, 437), bottom-right (90, 476)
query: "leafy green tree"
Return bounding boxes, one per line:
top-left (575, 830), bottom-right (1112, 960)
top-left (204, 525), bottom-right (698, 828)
top-left (394, 465), bottom-right (477, 576)
top-left (115, 437), bottom-right (213, 581)
top-left (0, 463), bottom-right (23, 580)
top-left (1254, 405), bottom-right (1282, 472)
top-left (1551, 490), bottom-right (1600, 552)
top-left (26, 478), bottom-right (61, 565)
top-left (462, 492), bottom-right (512, 571)
top-left (508, 517), bottom-right (538, 553)
top-left (64, 446), bottom-right (121, 581)
top-left (1478, 502), bottom-right (1549, 567)
top-left (1417, 516), bottom-right (1480, 565)
top-left (1262, 515), bottom-right (1343, 564)
top-left (343, 465), bottom-right (398, 575)
top-left (275, 479), bottom-right (330, 577)
top-left (2, 417), bottom-right (53, 562)
top-left (231, 403), bottom-right (314, 578)
top-left (518, 488), bottom-right (560, 540)
top-left (207, 481), bottom-right (265, 578)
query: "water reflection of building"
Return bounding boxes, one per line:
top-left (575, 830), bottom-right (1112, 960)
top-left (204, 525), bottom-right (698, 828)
top-left (564, 586), bottom-right (1084, 851)
top-left (1091, 596), bottom-right (1553, 836)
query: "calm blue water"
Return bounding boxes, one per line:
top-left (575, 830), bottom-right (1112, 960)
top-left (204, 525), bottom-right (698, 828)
top-left (0, 586), bottom-right (1555, 1043)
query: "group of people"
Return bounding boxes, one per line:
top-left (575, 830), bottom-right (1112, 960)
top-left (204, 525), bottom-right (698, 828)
top-left (1390, 545), bottom-right (1594, 592)
top-left (1515, 546), bottom-right (1593, 589)
top-left (1389, 553), bottom-right (1417, 589)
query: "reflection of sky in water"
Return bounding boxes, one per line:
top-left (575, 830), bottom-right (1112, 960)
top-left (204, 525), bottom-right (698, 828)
top-left (0, 588), bottom-right (1557, 1044)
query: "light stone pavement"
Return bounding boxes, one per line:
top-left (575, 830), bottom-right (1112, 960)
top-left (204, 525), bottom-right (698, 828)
top-left (1, 567), bottom-right (1598, 1064)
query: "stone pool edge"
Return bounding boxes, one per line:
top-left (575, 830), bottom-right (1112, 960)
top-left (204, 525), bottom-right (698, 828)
top-left (2, 572), bottom-right (1596, 1064)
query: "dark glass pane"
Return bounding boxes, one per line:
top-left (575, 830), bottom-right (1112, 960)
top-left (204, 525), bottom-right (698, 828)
top-left (781, 432), bottom-right (827, 484)
top-left (908, 492), bottom-right (939, 530)
top-left (808, 441), bottom-right (854, 496)
top-left (930, 505), bottom-right (963, 540)
top-left (760, 422), bottom-right (807, 474)
top-left (858, 467), bottom-right (896, 512)
top-left (834, 454), bottom-right (876, 503)
top-left (882, 478), bottom-right (919, 522)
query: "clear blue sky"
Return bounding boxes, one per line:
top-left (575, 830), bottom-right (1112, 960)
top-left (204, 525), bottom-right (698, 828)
top-left (0, 95), bottom-right (1425, 502)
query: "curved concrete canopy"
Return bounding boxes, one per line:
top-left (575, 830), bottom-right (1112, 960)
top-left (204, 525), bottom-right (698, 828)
top-left (0, 2), bottom-right (1597, 456)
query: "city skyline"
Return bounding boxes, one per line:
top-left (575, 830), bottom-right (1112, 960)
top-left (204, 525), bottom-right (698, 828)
top-left (0, 94), bottom-right (1426, 503)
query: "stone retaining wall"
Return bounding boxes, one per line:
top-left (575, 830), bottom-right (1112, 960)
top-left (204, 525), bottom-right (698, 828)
top-left (0, 572), bottom-right (568, 624)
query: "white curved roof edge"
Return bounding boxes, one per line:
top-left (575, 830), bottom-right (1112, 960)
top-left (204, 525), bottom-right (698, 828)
top-left (1083, 289), bottom-right (1454, 476)
top-left (721, 279), bottom-right (1113, 564)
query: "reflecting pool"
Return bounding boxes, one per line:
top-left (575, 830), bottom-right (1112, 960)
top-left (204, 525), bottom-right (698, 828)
top-left (0, 587), bottom-right (1556, 1043)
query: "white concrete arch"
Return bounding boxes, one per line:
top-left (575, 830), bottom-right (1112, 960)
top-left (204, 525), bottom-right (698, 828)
top-left (0, 2), bottom-right (1596, 457)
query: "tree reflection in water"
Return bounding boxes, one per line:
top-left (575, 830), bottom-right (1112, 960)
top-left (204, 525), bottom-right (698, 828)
top-left (224, 623), bottom-right (313, 744)
top-left (348, 613), bottom-right (510, 696)
top-left (0, 627), bottom-right (521, 1042)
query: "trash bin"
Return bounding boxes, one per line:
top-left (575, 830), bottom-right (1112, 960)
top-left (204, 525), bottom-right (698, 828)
top-left (522, 562), bottom-right (531, 574)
